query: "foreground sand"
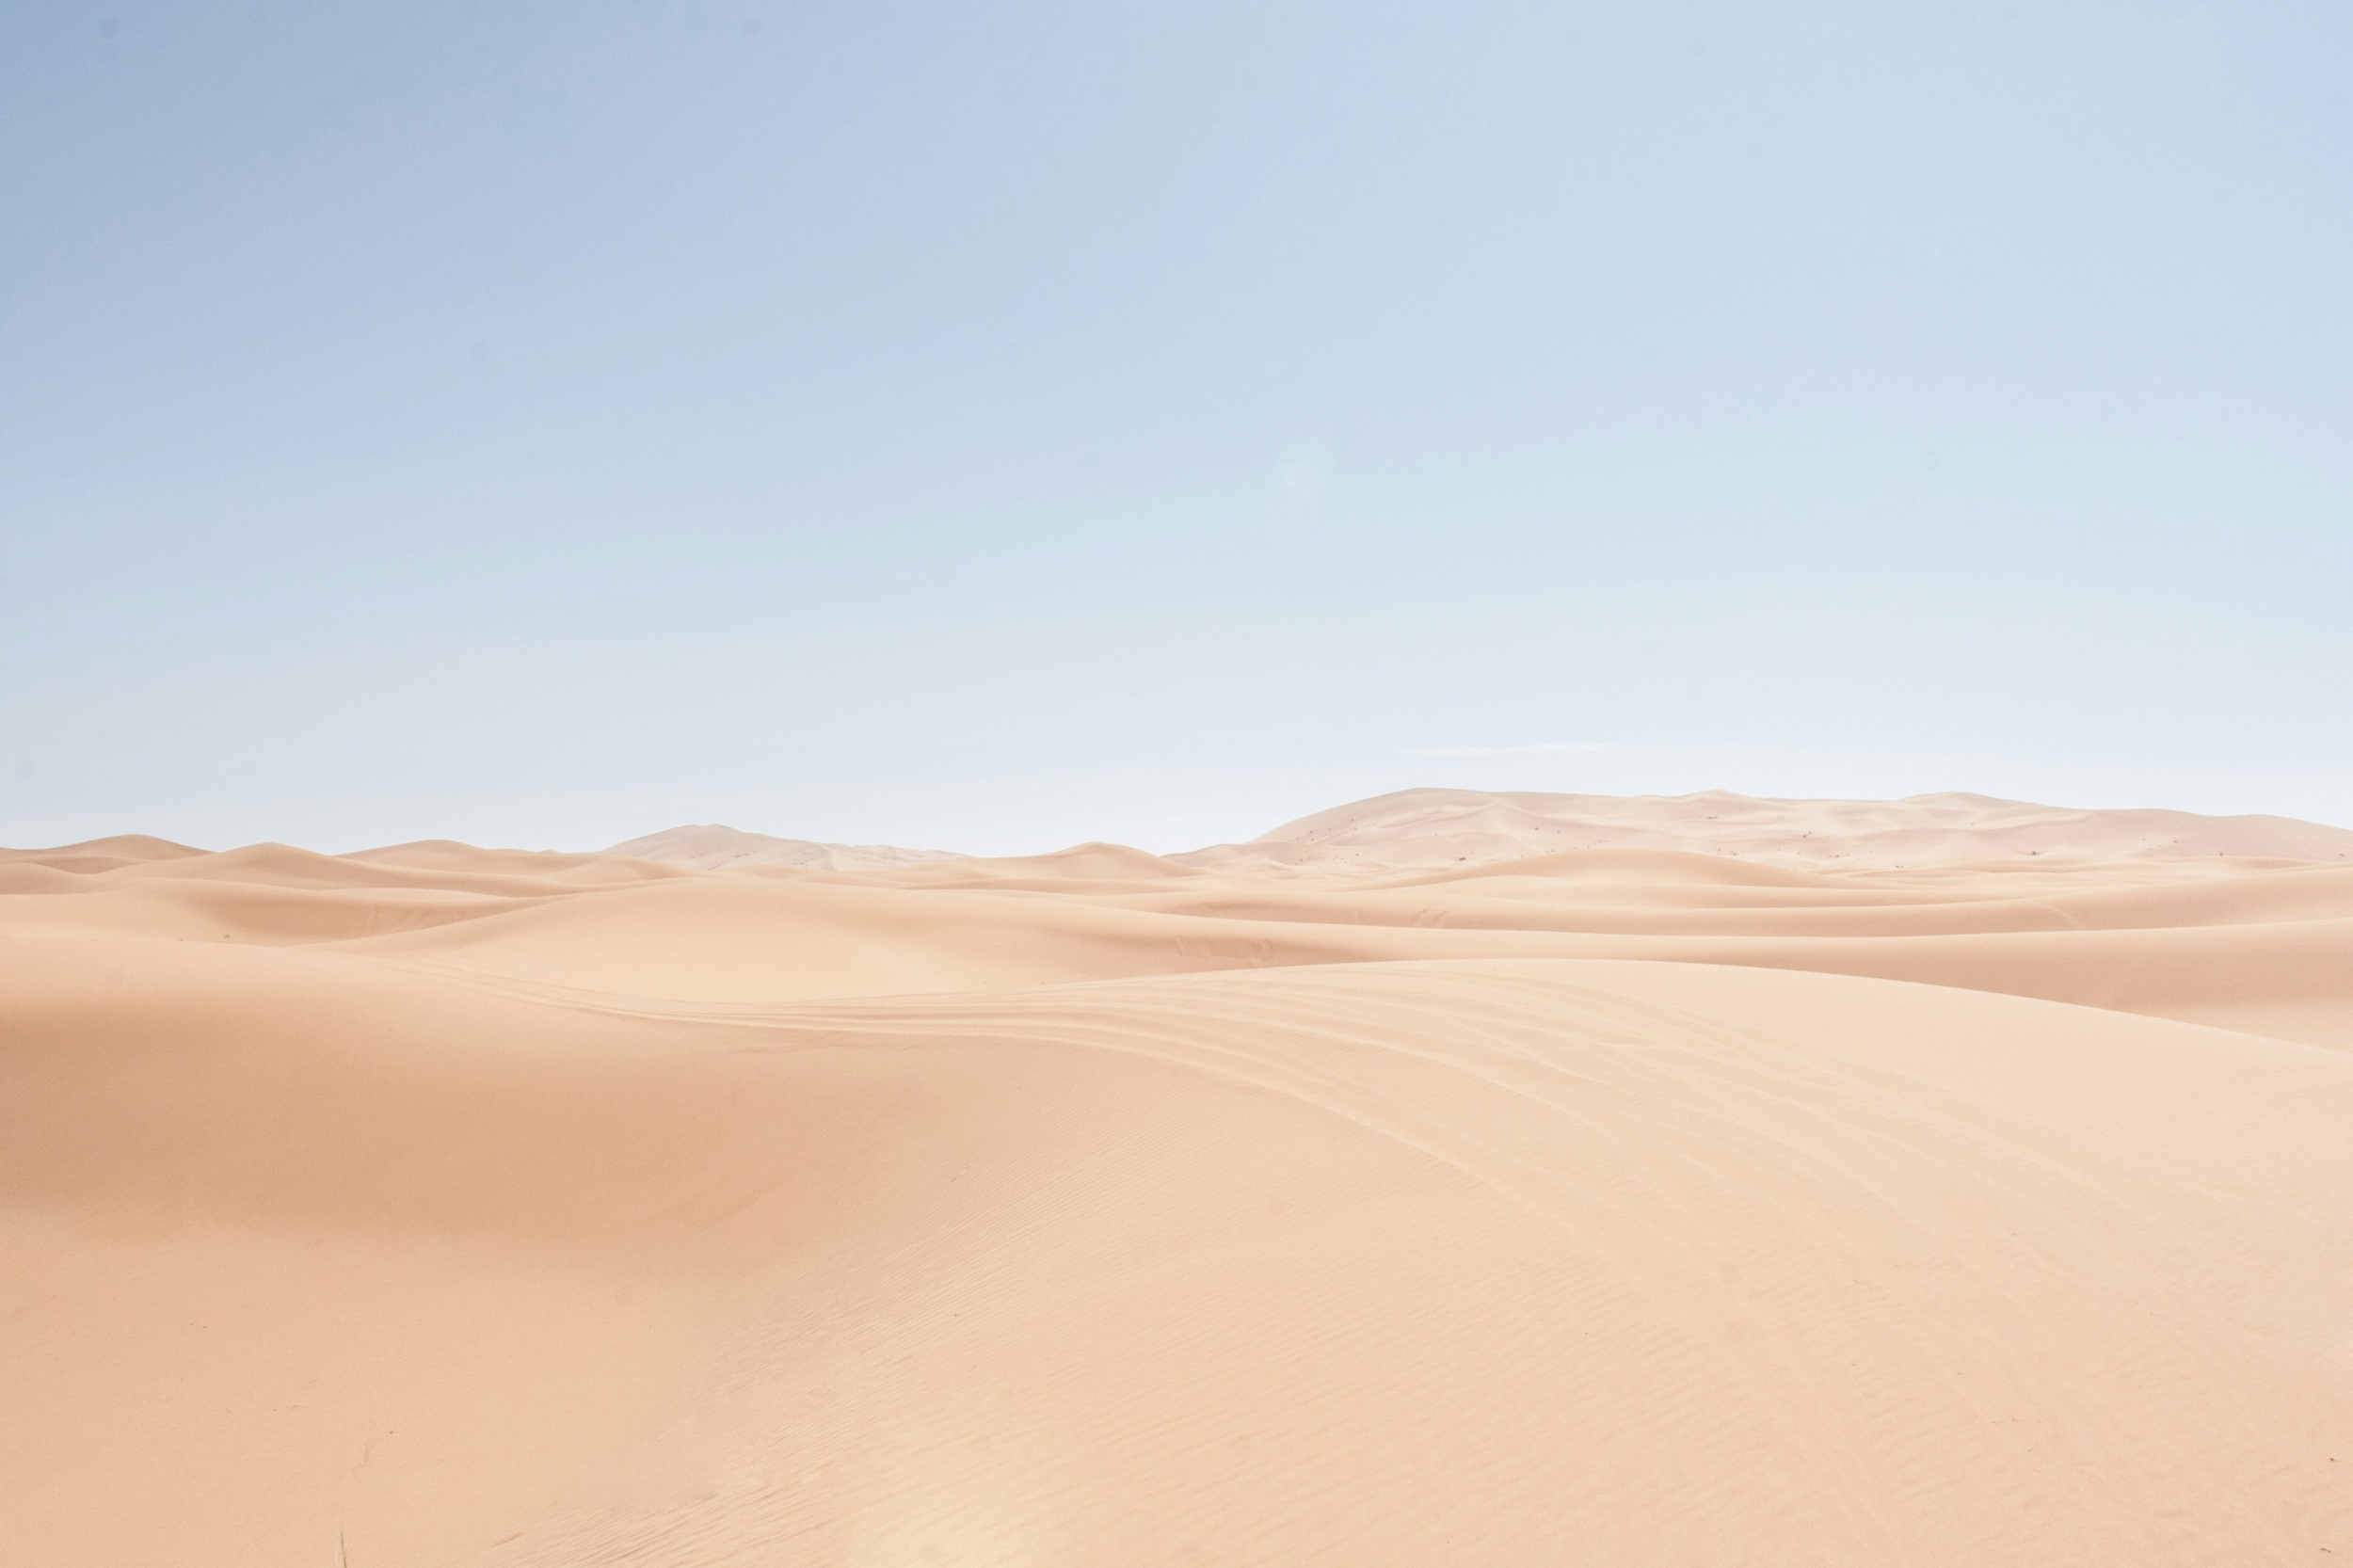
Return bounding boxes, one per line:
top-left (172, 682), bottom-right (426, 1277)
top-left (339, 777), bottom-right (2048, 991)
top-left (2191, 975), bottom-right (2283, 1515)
top-left (4, 807), bottom-right (2350, 1563)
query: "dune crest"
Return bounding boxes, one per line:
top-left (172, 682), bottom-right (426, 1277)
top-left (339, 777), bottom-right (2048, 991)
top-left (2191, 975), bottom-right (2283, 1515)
top-left (5, 792), bottom-right (2350, 1564)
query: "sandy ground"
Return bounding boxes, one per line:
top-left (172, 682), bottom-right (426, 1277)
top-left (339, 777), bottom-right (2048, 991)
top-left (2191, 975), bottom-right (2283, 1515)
top-left (3, 795), bottom-right (2349, 1564)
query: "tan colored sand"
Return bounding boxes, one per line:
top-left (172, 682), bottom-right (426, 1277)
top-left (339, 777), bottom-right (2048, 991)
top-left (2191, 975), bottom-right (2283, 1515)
top-left (3, 797), bottom-right (2349, 1564)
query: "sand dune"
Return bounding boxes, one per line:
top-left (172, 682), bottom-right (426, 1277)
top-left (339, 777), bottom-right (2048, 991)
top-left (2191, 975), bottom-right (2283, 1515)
top-left (607, 823), bottom-right (963, 872)
top-left (1177, 786), bottom-right (2353, 869)
top-left (5, 793), bottom-right (2350, 1563)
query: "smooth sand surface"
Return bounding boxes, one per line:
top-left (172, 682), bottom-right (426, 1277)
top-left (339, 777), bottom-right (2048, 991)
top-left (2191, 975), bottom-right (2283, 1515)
top-left (4, 796), bottom-right (2350, 1564)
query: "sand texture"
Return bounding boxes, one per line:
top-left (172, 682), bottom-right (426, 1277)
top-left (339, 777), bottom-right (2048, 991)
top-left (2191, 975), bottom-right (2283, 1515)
top-left (4, 795), bottom-right (2350, 1565)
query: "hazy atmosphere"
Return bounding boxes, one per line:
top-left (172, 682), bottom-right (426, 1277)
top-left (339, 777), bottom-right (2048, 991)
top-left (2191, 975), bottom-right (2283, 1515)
top-left (7, 0), bottom-right (2350, 851)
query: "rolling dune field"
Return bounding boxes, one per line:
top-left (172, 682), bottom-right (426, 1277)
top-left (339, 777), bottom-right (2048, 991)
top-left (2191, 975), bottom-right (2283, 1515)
top-left (3, 792), bottom-right (2349, 1564)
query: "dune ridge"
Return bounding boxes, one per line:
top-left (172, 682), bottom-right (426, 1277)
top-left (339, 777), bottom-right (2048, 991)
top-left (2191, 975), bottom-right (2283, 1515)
top-left (4, 792), bottom-right (2349, 1564)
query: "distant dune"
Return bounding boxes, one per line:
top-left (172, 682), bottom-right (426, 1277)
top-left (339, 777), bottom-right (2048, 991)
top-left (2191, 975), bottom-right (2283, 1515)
top-left (604, 823), bottom-right (964, 872)
top-left (1176, 786), bottom-right (2353, 870)
top-left (5, 792), bottom-right (2350, 1564)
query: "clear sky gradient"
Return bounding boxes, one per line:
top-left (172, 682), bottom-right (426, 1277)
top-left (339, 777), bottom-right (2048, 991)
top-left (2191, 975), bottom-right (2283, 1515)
top-left (5, 1), bottom-right (2349, 853)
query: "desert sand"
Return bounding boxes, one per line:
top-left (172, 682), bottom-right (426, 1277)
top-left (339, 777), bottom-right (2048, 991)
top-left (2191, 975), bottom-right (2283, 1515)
top-left (3, 790), bottom-right (2348, 1564)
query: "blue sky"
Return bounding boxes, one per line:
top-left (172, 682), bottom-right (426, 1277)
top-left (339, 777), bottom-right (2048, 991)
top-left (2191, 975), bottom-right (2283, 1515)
top-left (5, 0), bottom-right (2349, 852)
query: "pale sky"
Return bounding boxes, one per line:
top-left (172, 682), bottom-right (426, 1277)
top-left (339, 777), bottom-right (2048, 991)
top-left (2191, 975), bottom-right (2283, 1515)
top-left (5, 1), bottom-right (2349, 853)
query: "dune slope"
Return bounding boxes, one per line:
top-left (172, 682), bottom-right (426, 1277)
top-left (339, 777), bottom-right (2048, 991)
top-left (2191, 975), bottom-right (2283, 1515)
top-left (4, 800), bottom-right (2351, 1564)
